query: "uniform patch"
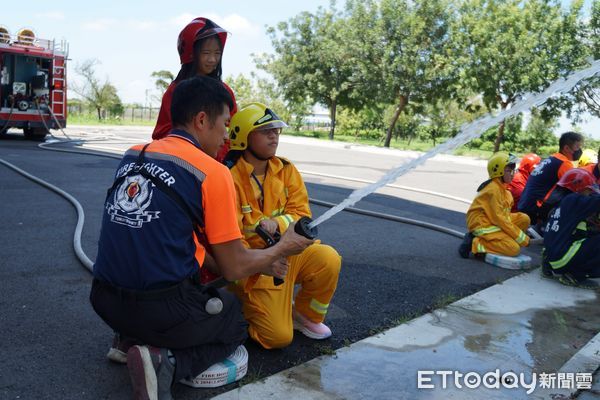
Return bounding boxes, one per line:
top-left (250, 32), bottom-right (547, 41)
top-left (106, 174), bottom-right (160, 228)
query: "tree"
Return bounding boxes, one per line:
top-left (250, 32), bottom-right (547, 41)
top-left (71, 59), bottom-right (123, 120)
top-left (258, 4), bottom-right (357, 139)
top-left (518, 109), bottom-right (558, 152)
top-left (151, 70), bottom-right (174, 93)
top-left (150, 70), bottom-right (174, 104)
top-left (456, 0), bottom-right (588, 152)
top-left (345, 0), bottom-right (460, 147)
top-left (573, 0), bottom-right (600, 118)
top-left (225, 74), bottom-right (254, 107)
top-left (225, 73), bottom-right (312, 131)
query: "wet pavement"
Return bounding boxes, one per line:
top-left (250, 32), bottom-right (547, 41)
top-left (214, 271), bottom-right (600, 400)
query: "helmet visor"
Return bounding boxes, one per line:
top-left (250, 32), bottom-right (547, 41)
top-left (252, 120), bottom-right (288, 132)
top-left (195, 27), bottom-right (228, 41)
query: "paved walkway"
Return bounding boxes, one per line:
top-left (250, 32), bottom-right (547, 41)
top-left (215, 270), bottom-right (599, 400)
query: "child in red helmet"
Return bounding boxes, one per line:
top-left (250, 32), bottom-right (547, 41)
top-left (153, 17), bottom-right (237, 160)
top-left (541, 168), bottom-right (600, 288)
top-left (153, 17), bottom-right (238, 285)
top-left (506, 153), bottom-right (541, 212)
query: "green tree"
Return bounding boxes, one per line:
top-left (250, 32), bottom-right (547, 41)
top-left (71, 59), bottom-right (123, 120)
top-left (225, 73), bottom-right (312, 131)
top-left (151, 70), bottom-right (174, 92)
top-left (518, 109), bottom-right (558, 152)
top-left (574, 0), bottom-right (600, 118)
top-left (225, 74), bottom-right (254, 107)
top-left (457, 0), bottom-right (588, 151)
top-left (258, 4), bottom-right (357, 139)
top-left (345, 0), bottom-right (460, 148)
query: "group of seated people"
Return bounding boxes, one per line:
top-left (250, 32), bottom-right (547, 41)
top-left (459, 131), bottom-right (600, 289)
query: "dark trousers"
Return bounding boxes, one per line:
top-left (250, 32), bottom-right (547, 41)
top-left (549, 235), bottom-right (600, 280)
top-left (90, 278), bottom-right (248, 381)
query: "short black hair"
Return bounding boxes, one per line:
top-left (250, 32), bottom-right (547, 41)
top-left (558, 131), bottom-right (583, 150)
top-left (171, 76), bottom-right (233, 127)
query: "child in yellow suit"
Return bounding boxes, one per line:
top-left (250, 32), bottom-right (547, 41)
top-left (459, 152), bottom-right (530, 258)
top-left (224, 103), bottom-right (342, 349)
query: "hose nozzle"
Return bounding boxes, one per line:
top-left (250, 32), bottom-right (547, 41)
top-left (294, 216), bottom-right (318, 239)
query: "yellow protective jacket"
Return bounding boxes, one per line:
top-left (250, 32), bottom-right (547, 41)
top-left (229, 155), bottom-right (311, 246)
top-left (466, 178), bottom-right (529, 246)
top-left (229, 155), bottom-right (311, 291)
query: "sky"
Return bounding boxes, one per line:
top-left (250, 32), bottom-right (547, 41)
top-left (3, 0), bottom-right (599, 137)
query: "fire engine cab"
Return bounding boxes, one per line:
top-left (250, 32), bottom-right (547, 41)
top-left (0, 26), bottom-right (68, 140)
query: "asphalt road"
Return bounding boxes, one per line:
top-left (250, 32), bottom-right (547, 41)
top-left (0, 130), bottom-right (541, 399)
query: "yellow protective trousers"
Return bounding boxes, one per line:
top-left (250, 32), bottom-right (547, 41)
top-left (471, 212), bottom-right (530, 257)
top-left (230, 243), bottom-right (341, 349)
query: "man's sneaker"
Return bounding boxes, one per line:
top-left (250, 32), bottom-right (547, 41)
top-left (107, 333), bottom-right (138, 364)
top-left (558, 273), bottom-right (600, 290)
top-left (458, 233), bottom-right (474, 259)
top-left (127, 345), bottom-right (174, 400)
top-left (292, 309), bottom-right (332, 340)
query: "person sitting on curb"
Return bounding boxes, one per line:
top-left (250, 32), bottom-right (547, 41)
top-left (541, 168), bottom-right (600, 289)
top-left (506, 153), bottom-right (541, 212)
top-left (90, 77), bottom-right (313, 400)
top-left (518, 131), bottom-right (584, 223)
top-left (459, 152), bottom-right (530, 259)
top-left (223, 102), bottom-right (342, 349)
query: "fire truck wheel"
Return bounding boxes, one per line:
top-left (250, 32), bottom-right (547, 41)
top-left (23, 127), bottom-right (48, 141)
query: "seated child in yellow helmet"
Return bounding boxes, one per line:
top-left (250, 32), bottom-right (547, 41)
top-left (459, 152), bottom-right (531, 258)
top-left (224, 103), bottom-right (342, 349)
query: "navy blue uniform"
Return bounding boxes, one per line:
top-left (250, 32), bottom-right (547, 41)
top-left (518, 153), bottom-right (573, 221)
top-left (90, 130), bottom-right (247, 381)
top-left (543, 193), bottom-right (600, 279)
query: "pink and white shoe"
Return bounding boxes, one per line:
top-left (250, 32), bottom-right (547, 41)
top-left (292, 309), bottom-right (332, 340)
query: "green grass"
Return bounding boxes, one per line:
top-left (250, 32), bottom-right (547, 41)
top-left (68, 113), bottom-right (156, 127)
top-left (286, 129), bottom-right (495, 159)
top-left (431, 294), bottom-right (461, 310)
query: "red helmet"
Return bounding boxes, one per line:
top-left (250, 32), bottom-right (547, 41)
top-left (557, 168), bottom-right (600, 194)
top-left (177, 17), bottom-right (227, 65)
top-left (518, 153), bottom-right (541, 175)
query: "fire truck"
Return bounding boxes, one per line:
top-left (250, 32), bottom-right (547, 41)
top-left (0, 26), bottom-right (68, 140)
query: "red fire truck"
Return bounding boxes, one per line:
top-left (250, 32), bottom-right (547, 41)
top-left (0, 27), bottom-right (68, 140)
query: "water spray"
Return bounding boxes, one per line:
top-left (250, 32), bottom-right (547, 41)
top-left (308, 59), bottom-right (600, 230)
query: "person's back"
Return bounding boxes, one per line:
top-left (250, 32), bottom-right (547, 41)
top-left (94, 135), bottom-right (225, 290)
top-left (517, 132), bottom-right (584, 221)
top-left (542, 169), bottom-right (600, 288)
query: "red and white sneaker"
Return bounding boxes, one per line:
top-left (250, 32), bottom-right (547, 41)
top-left (292, 309), bottom-right (332, 340)
top-left (127, 345), bottom-right (174, 400)
top-left (107, 333), bottom-right (139, 364)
